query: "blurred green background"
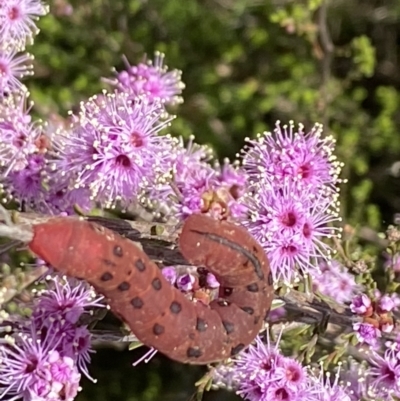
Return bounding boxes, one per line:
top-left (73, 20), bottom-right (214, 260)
top-left (25, 0), bottom-right (400, 399)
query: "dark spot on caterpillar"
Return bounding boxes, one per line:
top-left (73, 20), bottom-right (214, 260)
top-left (252, 245), bottom-right (258, 253)
top-left (218, 300), bottom-right (230, 307)
top-left (152, 278), bottom-right (162, 291)
top-left (187, 347), bottom-right (202, 358)
top-left (253, 315), bottom-right (260, 325)
top-left (222, 321), bottom-right (235, 334)
top-left (170, 301), bottom-right (182, 314)
top-left (113, 245), bottom-right (123, 257)
top-left (268, 271), bottom-right (273, 286)
top-left (118, 281), bottom-right (130, 291)
top-left (243, 259), bottom-right (250, 268)
top-left (241, 306), bottom-right (254, 315)
top-left (102, 259), bottom-right (116, 267)
top-left (100, 272), bottom-right (113, 281)
top-left (246, 283), bottom-right (259, 293)
top-left (231, 343), bottom-right (245, 356)
top-left (134, 259), bottom-right (146, 272)
top-left (153, 323), bottom-right (165, 336)
top-left (131, 297), bottom-right (143, 309)
top-left (196, 318), bottom-right (207, 332)
top-left (189, 333), bottom-right (195, 340)
top-left (223, 287), bottom-right (233, 296)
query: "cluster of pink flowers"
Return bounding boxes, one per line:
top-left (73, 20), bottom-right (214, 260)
top-left (0, 276), bottom-right (104, 401)
top-left (351, 292), bottom-right (397, 346)
top-left (161, 266), bottom-right (220, 304)
top-left (240, 122), bottom-right (343, 283)
top-left (313, 260), bottom-right (361, 303)
top-left (149, 137), bottom-right (248, 220)
top-left (227, 334), bottom-right (352, 401)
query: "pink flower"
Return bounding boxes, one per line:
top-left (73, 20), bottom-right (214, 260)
top-left (53, 91), bottom-right (175, 209)
top-left (105, 52), bottom-right (185, 106)
top-left (0, 48), bottom-right (33, 95)
top-left (353, 322), bottom-right (381, 346)
top-left (0, 0), bottom-right (49, 48)
top-left (161, 267), bottom-right (177, 285)
top-left (240, 121), bottom-right (342, 284)
top-left (378, 295), bottom-right (396, 313)
top-left (176, 273), bottom-right (195, 292)
top-left (350, 294), bottom-right (372, 315)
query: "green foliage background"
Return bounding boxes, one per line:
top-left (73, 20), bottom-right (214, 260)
top-left (24, 0), bottom-right (400, 399)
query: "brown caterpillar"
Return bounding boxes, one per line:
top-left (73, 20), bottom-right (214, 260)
top-left (13, 214), bottom-right (274, 364)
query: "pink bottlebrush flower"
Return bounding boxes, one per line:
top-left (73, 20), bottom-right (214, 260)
top-left (0, 0), bottom-right (49, 48)
top-left (53, 91), bottom-right (175, 209)
top-left (241, 121), bottom-right (343, 196)
top-left (0, 325), bottom-right (80, 401)
top-left (2, 153), bottom-right (46, 207)
top-left (242, 182), bottom-right (339, 282)
top-left (30, 276), bottom-right (104, 382)
top-left (313, 260), bottom-right (361, 304)
top-left (105, 52), bottom-right (185, 106)
top-left (278, 357), bottom-right (308, 390)
top-left (0, 92), bottom-right (42, 175)
top-left (307, 366), bottom-right (352, 401)
top-left (367, 348), bottom-right (400, 400)
top-left (233, 334), bottom-right (312, 401)
top-left (240, 121), bottom-right (342, 284)
top-left (0, 48), bottom-right (33, 95)
top-left (33, 276), bottom-right (104, 325)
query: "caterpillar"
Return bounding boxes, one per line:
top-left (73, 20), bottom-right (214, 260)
top-left (2, 213), bottom-right (273, 364)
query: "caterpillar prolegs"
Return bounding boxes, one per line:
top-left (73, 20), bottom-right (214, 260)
top-left (9, 214), bottom-right (274, 364)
